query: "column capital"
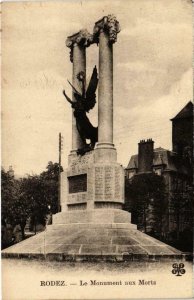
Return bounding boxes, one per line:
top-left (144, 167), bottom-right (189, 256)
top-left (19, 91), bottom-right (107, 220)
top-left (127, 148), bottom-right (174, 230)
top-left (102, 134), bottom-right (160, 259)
top-left (66, 29), bottom-right (93, 62)
top-left (66, 29), bottom-right (94, 48)
top-left (93, 15), bottom-right (120, 44)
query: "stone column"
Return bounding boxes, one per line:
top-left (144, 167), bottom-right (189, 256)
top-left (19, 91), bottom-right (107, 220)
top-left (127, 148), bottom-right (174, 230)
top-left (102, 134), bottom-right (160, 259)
top-left (66, 30), bottom-right (93, 153)
top-left (93, 15), bottom-right (120, 150)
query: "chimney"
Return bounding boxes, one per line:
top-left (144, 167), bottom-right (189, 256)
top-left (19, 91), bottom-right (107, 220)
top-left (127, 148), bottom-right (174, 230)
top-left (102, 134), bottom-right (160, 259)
top-left (138, 139), bottom-right (154, 173)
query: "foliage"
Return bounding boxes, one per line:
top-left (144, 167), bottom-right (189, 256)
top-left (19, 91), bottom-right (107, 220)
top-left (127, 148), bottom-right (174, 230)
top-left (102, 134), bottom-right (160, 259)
top-left (168, 176), bottom-right (193, 246)
top-left (1, 162), bottom-right (63, 238)
top-left (2, 168), bottom-right (22, 223)
top-left (125, 173), bottom-right (167, 237)
top-left (40, 161), bottom-right (63, 214)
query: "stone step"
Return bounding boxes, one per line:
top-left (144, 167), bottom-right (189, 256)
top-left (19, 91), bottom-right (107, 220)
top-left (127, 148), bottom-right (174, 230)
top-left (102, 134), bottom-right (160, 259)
top-left (2, 221), bottom-right (181, 259)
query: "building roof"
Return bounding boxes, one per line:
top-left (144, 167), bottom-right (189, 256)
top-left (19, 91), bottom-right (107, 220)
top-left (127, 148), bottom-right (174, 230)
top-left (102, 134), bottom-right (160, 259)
top-left (171, 101), bottom-right (193, 121)
top-left (126, 155), bottom-right (138, 169)
top-left (126, 148), bottom-right (188, 174)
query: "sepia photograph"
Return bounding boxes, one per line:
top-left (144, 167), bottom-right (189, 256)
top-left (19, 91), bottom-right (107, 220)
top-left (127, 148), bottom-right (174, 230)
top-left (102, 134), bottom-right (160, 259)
top-left (1, 0), bottom-right (193, 299)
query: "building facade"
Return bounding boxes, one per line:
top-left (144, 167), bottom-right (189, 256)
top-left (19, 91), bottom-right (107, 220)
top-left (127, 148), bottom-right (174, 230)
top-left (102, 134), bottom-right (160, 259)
top-left (125, 102), bottom-right (193, 248)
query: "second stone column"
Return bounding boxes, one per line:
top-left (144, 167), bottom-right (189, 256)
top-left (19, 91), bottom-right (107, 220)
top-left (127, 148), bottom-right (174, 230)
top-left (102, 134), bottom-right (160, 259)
top-left (93, 15), bottom-right (120, 151)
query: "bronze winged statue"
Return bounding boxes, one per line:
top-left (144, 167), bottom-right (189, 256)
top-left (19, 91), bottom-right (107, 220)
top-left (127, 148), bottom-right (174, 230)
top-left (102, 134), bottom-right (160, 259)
top-left (63, 66), bottom-right (98, 155)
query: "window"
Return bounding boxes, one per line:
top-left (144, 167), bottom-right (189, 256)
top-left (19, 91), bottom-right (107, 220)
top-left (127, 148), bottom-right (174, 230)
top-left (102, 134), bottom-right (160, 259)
top-left (154, 168), bottom-right (162, 176)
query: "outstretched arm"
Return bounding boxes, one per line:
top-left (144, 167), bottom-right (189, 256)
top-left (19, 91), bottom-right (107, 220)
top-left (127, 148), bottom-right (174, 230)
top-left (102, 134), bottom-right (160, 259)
top-left (63, 90), bottom-right (73, 105)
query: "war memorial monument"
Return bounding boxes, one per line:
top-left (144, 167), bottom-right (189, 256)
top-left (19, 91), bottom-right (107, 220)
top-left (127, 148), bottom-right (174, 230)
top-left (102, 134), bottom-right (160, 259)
top-left (2, 15), bottom-right (181, 261)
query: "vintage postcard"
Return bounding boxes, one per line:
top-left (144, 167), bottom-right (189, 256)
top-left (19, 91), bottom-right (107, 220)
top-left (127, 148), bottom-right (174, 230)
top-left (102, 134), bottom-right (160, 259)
top-left (1, 0), bottom-right (193, 299)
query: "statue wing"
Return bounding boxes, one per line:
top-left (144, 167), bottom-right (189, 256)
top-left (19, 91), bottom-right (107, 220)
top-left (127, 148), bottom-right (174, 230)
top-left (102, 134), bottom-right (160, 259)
top-left (73, 92), bottom-right (83, 103)
top-left (85, 66), bottom-right (98, 111)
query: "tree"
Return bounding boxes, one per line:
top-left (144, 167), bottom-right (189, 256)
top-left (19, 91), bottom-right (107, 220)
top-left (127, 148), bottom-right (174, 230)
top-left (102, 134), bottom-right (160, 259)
top-left (1, 168), bottom-right (21, 223)
top-left (19, 175), bottom-right (47, 233)
top-left (1, 161), bottom-right (63, 241)
top-left (40, 161), bottom-right (63, 214)
top-left (19, 161), bottom-right (63, 232)
top-left (1, 168), bottom-right (30, 241)
top-left (125, 173), bottom-right (167, 238)
top-left (169, 176), bottom-right (193, 251)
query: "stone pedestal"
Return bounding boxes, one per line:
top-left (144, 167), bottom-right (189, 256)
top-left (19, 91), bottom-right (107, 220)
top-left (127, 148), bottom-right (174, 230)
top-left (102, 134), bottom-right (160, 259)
top-left (53, 209), bottom-right (132, 224)
top-left (60, 150), bottom-right (124, 212)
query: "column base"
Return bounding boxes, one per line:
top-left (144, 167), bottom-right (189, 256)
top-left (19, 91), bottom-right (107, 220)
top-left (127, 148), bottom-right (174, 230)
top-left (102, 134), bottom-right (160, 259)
top-left (96, 142), bottom-right (115, 149)
top-left (94, 144), bottom-right (117, 163)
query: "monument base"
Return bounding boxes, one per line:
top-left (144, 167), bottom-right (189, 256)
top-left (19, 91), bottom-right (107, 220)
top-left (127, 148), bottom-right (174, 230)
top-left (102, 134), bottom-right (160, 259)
top-left (2, 209), bottom-right (182, 261)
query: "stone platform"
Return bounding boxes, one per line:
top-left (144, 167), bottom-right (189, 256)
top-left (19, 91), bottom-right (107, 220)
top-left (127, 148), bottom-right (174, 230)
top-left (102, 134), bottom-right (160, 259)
top-left (2, 209), bottom-right (182, 261)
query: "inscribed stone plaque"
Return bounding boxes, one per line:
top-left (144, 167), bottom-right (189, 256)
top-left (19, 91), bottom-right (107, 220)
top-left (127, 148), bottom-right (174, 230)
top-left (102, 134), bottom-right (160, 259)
top-left (104, 166), bottom-right (114, 199)
top-left (114, 166), bottom-right (121, 198)
top-left (68, 174), bottom-right (87, 194)
top-left (95, 166), bottom-right (104, 199)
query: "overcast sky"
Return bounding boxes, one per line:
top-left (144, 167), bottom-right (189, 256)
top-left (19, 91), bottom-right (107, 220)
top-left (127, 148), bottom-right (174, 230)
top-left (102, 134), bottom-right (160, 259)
top-left (2, 0), bottom-right (192, 176)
